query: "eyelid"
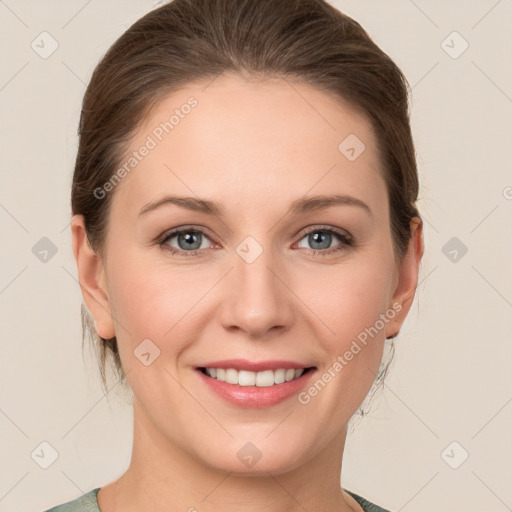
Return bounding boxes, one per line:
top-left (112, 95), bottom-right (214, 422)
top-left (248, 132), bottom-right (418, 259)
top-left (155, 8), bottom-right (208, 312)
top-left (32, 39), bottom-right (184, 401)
top-left (295, 223), bottom-right (352, 242)
top-left (158, 224), bottom-right (214, 242)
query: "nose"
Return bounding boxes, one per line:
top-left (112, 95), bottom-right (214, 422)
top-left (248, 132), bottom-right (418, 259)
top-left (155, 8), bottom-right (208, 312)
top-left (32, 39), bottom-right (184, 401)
top-left (218, 245), bottom-right (296, 339)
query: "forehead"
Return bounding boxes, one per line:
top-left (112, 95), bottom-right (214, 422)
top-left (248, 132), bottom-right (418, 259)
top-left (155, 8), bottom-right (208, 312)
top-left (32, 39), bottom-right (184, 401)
top-left (112, 73), bottom-right (386, 220)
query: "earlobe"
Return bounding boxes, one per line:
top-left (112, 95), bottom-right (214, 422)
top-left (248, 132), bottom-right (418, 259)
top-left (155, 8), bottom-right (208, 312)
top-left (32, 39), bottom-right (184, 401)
top-left (385, 217), bottom-right (424, 339)
top-left (70, 214), bottom-right (115, 340)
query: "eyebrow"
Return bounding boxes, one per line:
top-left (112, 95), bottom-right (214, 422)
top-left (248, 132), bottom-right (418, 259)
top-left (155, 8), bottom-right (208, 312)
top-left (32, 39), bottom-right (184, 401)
top-left (138, 193), bottom-right (373, 218)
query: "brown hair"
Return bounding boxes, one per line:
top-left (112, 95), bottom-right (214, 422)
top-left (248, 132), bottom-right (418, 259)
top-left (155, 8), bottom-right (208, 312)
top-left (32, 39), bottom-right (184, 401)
top-left (72, 0), bottom-right (420, 403)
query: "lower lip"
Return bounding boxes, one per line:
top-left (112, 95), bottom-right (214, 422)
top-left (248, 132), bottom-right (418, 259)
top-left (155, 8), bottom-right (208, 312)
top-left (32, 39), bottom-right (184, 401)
top-left (196, 368), bottom-right (316, 408)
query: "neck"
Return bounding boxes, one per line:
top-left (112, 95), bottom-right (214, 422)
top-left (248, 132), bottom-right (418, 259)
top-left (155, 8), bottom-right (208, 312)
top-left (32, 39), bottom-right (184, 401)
top-left (98, 400), bottom-right (361, 512)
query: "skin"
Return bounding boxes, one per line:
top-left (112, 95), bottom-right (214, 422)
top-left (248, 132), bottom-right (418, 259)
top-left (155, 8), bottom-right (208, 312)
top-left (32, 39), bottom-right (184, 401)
top-left (72, 73), bottom-right (423, 512)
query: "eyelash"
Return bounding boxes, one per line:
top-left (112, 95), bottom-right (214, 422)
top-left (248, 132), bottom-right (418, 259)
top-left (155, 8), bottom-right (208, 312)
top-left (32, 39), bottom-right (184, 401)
top-left (158, 225), bottom-right (354, 258)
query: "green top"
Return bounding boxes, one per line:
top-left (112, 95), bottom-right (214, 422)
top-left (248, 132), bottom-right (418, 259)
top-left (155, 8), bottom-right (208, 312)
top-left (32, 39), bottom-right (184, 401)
top-left (42, 487), bottom-right (391, 512)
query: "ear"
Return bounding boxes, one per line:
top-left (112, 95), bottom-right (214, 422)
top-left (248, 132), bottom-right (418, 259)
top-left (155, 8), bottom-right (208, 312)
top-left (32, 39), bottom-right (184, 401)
top-left (71, 214), bottom-right (115, 340)
top-left (385, 217), bottom-right (424, 339)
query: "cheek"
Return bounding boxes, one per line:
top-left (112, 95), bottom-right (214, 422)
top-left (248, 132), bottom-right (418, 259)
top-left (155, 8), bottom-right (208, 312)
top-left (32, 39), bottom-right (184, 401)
top-left (105, 251), bottom-right (204, 354)
top-left (293, 260), bottom-right (394, 419)
top-left (106, 258), bottom-right (206, 407)
top-left (303, 257), bottom-right (393, 343)
top-left (302, 252), bottom-right (395, 403)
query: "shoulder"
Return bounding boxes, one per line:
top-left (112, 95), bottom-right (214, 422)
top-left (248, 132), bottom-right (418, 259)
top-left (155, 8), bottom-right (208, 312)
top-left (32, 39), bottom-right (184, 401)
top-left (40, 488), bottom-right (101, 512)
top-left (344, 489), bottom-right (393, 512)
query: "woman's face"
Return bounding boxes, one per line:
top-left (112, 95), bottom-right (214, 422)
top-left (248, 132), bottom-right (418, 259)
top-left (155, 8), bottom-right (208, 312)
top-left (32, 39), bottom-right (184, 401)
top-left (74, 73), bottom-right (421, 475)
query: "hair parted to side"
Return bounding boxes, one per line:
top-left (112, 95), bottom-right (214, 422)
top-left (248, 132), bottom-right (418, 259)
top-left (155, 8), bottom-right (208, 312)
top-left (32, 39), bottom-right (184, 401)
top-left (72, 0), bottom-right (420, 403)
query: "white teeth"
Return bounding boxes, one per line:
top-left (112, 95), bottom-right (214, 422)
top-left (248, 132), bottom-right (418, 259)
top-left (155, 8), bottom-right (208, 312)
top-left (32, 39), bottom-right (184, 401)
top-left (274, 368), bottom-right (285, 384)
top-left (285, 368), bottom-right (295, 381)
top-left (203, 367), bottom-right (308, 386)
top-left (255, 370), bottom-right (274, 387)
top-left (238, 370), bottom-right (256, 386)
top-left (225, 368), bottom-right (238, 385)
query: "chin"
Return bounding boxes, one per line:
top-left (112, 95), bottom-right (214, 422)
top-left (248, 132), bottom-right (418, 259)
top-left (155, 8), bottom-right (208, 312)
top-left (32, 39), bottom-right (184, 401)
top-left (196, 437), bottom-right (309, 477)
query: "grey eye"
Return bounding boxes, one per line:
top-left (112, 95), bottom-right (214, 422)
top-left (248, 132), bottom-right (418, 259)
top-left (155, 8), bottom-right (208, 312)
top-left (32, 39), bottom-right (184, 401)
top-left (297, 230), bottom-right (342, 251)
top-left (164, 230), bottom-right (211, 251)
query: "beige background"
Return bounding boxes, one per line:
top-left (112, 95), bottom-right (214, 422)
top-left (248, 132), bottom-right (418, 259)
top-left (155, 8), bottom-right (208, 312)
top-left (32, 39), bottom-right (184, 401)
top-left (1, 1), bottom-right (511, 511)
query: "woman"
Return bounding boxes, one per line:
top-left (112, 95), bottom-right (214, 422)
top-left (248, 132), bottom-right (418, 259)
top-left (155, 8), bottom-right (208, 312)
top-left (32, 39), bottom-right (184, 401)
top-left (44, 0), bottom-right (423, 510)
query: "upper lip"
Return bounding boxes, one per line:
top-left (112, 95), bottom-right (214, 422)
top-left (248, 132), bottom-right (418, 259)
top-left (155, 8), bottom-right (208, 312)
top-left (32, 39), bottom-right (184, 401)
top-left (197, 359), bottom-right (315, 372)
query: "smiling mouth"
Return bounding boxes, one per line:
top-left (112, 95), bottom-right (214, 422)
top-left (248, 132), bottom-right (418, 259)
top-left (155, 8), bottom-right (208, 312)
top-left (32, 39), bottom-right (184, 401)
top-left (198, 367), bottom-right (315, 387)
